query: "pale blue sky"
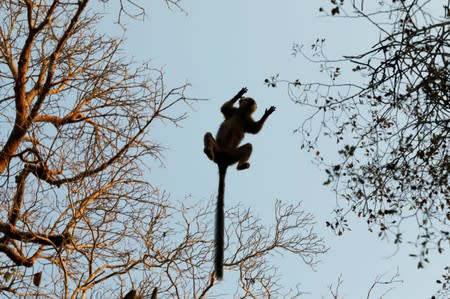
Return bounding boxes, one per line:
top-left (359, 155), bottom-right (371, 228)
top-left (104, 1), bottom-right (447, 297)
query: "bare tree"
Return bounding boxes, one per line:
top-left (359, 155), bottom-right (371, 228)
top-left (322, 271), bottom-right (403, 299)
top-left (0, 1), bottom-right (327, 298)
top-left (267, 0), bottom-right (449, 296)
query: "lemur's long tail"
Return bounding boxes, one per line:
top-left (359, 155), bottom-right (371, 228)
top-left (215, 164), bottom-right (227, 280)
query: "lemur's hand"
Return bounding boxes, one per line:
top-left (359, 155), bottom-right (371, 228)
top-left (265, 106), bottom-right (276, 115)
top-left (237, 87), bottom-right (248, 98)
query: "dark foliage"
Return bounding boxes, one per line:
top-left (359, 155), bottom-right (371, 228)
top-left (269, 0), bottom-right (449, 286)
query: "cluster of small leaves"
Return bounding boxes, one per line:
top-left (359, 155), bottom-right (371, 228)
top-left (433, 266), bottom-right (450, 299)
top-left (264, 73), bottom-right (280, 88)
top-left (325, 210), bottom-right (350, 236)
top-left (319, 0), bottom-right (345, 16)
top-left (283, 0), bottom-right (450, 267)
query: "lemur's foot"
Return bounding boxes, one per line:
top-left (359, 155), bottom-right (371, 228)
top-left (237, 162), bottom-right (250, 170)
top-left (204, 147), bottom-right (215, 161)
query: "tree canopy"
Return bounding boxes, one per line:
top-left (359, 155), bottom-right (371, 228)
top-left (270, 0), bottom-right (449, 296)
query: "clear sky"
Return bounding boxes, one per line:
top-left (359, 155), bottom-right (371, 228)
top-left (104, 1), bottom-right (447, 297)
